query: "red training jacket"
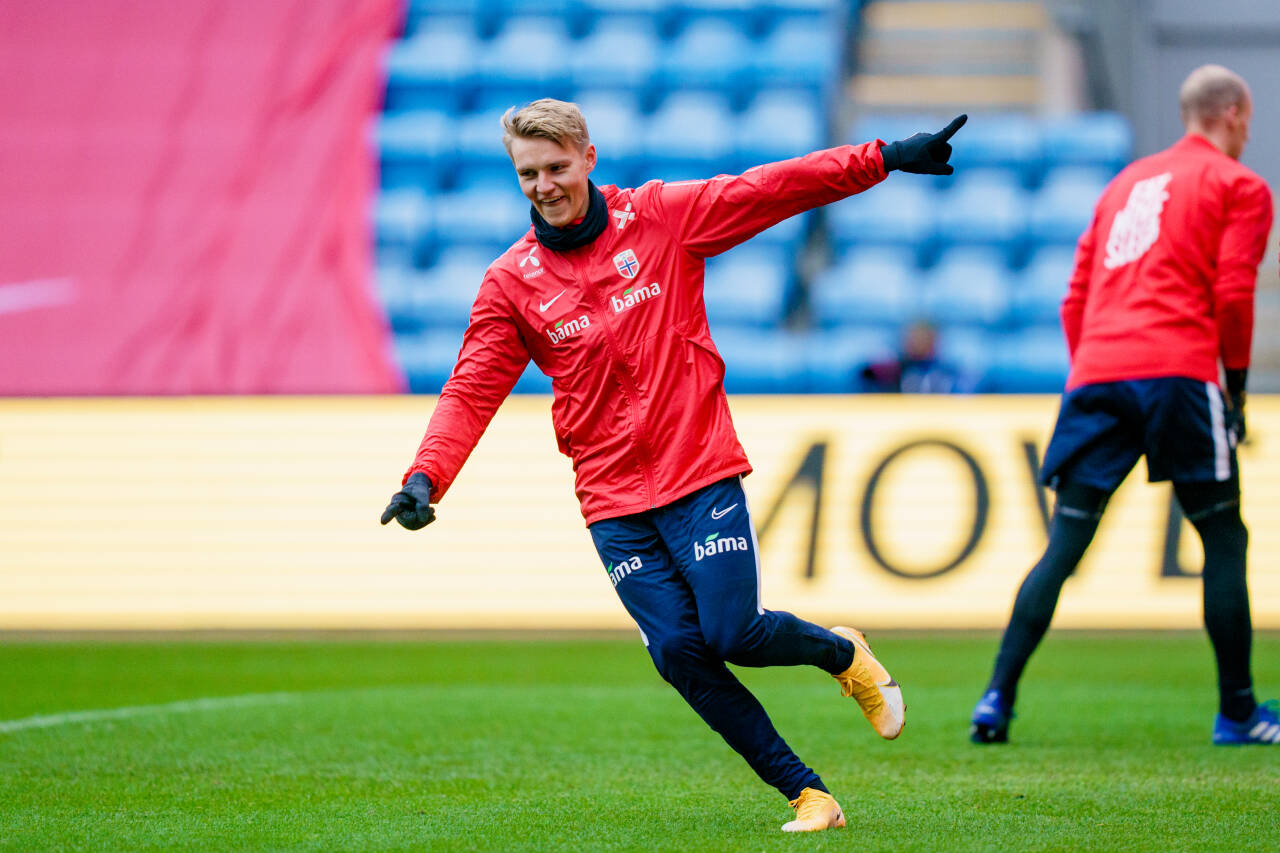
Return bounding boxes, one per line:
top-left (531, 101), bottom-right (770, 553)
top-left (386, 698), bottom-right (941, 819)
top-left (404, 143), bottom-right (888, 524)
top-left (1062, 133), bottom-right (1273, 390)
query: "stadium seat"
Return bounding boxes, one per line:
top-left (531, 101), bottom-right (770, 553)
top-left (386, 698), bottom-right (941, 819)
top-left (947, 113), bottom-right (1041, 184)
top-left (749, 210), bottom-right (810, 253)
top-left (752, 17), bottom-right (839, 93)
top-left (805, 326), bottom-right (899, 392)
top-left (395, 330), bottom-right (466, 393)
top-left (573, 90), bottom-right (647, 184)
top-left (704, 246), bottom-right (793, 327)
top-left (384, 17), bottom-right (476, 113)
top-left (376, 265), bottom-right (427, 334)
top-left (712, 328), bottom-right (812, 393)
top-left (377, 111), bottom-right (454, 190)
top-left (642, 92), bottom-right (736, 177)
top-left (453, 110), bottom-right (520, 189)
top-left (933, 326), bottom-right (999, 382)
top-left (920, 246), bottom-right (1012, 326)
top-left (416, 247), bottom-right (491, 331)
top-left (568, 19), bottom-right (662, 96)
top-left (1013, 245), bottom-right (1075, 325)
top-left (431, 186), bottom-right (529, 252)
top-left (658, 18), bottom-right (754, 98)
top-left (373, 188), bottom-right (433, 267)
top-left (810, 248), bottom-right (917, 327)
top-left (512, 361), bottom-right (554, 394)
top-left (737, 89), bottom-right (824, 166)
top-left (1028, 166), bottom-right (1108, 245)
top-left (977, 325), bottom-right (1069, 392)
top-left (826, 180), bottom-right (934, 258)
top-left (475, 16), bottom-right (575, 101)
top-left (933, 169), bottom-right (1028, 259)
top-left (1041, 112), bottom-right (1132, 172)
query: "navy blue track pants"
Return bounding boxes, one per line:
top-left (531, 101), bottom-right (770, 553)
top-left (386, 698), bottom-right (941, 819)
top-left (589, 476), bottom-right (856, 799)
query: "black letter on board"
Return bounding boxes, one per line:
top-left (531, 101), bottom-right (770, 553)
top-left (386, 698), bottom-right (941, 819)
top-left (860, 439), bottom-right (989, 579)
top-left (757, 440), bottom-right (828, 580)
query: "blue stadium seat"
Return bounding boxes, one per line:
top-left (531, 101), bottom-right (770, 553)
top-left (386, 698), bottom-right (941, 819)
top-left (642, 92), bottom-right (736, 177)
top-left (569, 20), bottom-right (661, 95)
top-left (431, 187), bottom-right (529, 251)
top-left (1041, 112), bottom-right (1132, 172)
top-left (418, 248), bottom-right (491, 331)
top-left (658, 18), bottom-right (753, 98)
top-left (977, 325), bottom-right (1069, 392)
top-left (377, 265), bottom-right (427, 334)
top-left (453, 110), bottom-right (519, 188)
top-left (920, 246), bottom-right (1012, 326)
top-left (810, 248), bottom-right (917, 326)
top-left (1013, 245), bottom-right (1074, 325)
top-left (704, 246), bottom-right (793, 327)
top-left (574, 90), bottom-right (647, 186)
top-left (737, 90), bottom-right (824, 166)
top-left (384, 18), bottom-right (476, 113)
top-left (1028, 166), bottom-right (1108, 245)
top-left (805, 326), bottom-right (899, 392)
top-left (476, 16), bottom-right (574, 101)
top-left (512, 362), bottom-right (554, 393)
top-left (373, 189), bottom-right (433, 267)
top-left (748, 210), bottom-right (810, 253)
top-left (948, 113), bottom-right (1041, 184)
top-left (933, 169), bottom-right (1028, 259)
top-left (377, 111), bottom-right (454, 190)
top-left (712, 329), bottom-right (812, 393)
top-left (826, 180), bottom-right (934, 257)
top-left (850, 113), bottom-right (948, 148)
top-left (933, 326), bottom-right (999, 381)
top-left (752, 18), bottom-right (839, 92)
top-left (395, 330), bottom-right (466, 394)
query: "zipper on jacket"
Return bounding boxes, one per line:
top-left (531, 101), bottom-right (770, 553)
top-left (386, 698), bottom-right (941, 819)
top-left (575, 262), bottom-right (659, 509)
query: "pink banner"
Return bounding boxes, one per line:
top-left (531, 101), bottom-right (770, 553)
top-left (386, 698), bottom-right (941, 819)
top-left (0, 0), bottom-right (404, 393)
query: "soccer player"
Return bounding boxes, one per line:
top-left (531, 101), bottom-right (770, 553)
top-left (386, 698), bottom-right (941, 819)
top-left (381, 99), bottom-right (967, 830)
top-left (970, 65), bottom-right (1278, 746)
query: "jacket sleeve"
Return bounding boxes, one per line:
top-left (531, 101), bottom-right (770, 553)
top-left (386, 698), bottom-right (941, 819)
top-left (1061, 208), bottom-right (1099, 358)
top-left (652, 142), bottom-right (888, 258)
top-left (403, 273), bottom-right (531, 499)
top-left (1214, 174), bottom-right (1273, 370)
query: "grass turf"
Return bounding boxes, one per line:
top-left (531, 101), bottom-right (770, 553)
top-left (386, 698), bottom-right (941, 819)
top-left (0, 632), bottom-right (1276, 852)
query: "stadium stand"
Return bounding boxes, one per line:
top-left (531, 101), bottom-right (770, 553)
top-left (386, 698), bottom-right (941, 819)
top-left (373, 0), bottom-right (1131, 395)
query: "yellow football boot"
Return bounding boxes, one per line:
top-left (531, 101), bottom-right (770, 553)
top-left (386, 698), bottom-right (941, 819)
top-left (831, 626), bottom-right (905, 739)
top-left (781, 787), bottom-right (846, 833)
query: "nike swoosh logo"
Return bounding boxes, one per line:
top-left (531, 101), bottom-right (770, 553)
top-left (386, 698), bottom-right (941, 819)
top-left (710, 503), bottom-right (737, 520)
top-left (539, 290), bottom-right (566, 313)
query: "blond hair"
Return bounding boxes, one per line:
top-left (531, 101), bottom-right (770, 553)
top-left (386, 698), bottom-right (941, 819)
top-left (501, 99), bottom-right (590, 154)
top-left (1179, 64), bottom-right (1250, 125)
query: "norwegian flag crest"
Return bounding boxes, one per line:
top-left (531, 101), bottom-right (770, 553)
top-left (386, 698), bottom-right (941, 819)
top-left (613, 249), bottom-right (640, 279)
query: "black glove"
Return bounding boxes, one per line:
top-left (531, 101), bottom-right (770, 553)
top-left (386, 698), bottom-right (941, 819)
top-left (1225, 368), bottom-right (1247, 445)
top-left (880, 114), bottom-right (968, 175)
top-left (380, 471), bottom-right (436, 530)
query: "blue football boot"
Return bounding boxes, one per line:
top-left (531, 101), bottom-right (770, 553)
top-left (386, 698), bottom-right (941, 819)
top-left (1212, 700), bottom-right (1280, 745)
top-left (970, 689), bottom-right (1013, 744)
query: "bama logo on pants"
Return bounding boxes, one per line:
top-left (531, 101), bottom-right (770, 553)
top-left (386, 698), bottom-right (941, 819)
top-left (606, 555), bottom-right (643, 587)
top-left (693, 532), bottom-right (749, 562)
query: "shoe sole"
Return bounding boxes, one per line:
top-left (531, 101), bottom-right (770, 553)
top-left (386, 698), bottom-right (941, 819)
top-left (833, 626), bottom-right (905, 739)
top-left (781, 809), bottom-right (846, 832)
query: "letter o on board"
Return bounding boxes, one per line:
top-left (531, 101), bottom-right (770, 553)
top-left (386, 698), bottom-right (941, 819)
top-left (859, 439), bottom-right (989, 579)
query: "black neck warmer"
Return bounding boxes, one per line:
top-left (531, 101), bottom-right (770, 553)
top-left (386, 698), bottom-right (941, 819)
top-left (531, 182), bottom-right (608, 251)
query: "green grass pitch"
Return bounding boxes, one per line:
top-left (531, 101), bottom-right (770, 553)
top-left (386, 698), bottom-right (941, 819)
top-left (1, 632), bottom-right (1276, 852)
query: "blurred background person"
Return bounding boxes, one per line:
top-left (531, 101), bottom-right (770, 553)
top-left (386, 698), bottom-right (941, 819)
top-left (970, 64), bottom-right (1277, 747)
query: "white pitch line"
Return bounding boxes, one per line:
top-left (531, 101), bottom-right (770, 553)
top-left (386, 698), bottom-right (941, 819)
top-left (0, 692), bottom-right (298, 734)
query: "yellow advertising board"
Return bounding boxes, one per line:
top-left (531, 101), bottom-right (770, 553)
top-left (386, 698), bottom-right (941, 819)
top-left (1, 395), bottom-right (1278, 629)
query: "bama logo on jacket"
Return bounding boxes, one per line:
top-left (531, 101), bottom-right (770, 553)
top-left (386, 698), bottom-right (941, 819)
top-left (545, 314), bottom-right (591, 344)
top-left (611, 282), bottom-right (662, 314)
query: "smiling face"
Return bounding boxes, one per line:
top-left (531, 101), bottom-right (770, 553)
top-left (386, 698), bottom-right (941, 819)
top-left (509, 135), bottom-right (597, 228)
